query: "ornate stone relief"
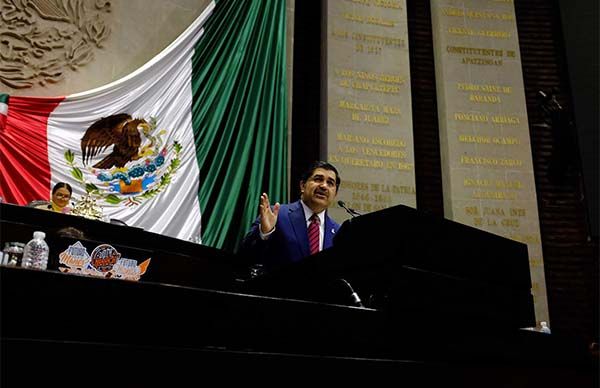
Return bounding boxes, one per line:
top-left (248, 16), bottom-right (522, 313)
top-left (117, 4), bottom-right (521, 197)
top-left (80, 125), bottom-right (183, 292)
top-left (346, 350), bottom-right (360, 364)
top-left (0, 0), bottom-right (112, 89)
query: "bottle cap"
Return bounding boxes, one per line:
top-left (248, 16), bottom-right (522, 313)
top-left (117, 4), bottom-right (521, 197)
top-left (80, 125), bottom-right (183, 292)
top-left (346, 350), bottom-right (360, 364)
top-left (33, 231), bottom-right (46, 240)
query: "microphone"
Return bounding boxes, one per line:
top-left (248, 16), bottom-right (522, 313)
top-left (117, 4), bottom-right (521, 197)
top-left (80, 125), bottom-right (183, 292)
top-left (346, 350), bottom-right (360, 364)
top-left (338, 278), bottom-right (363, 307)
top-left (338, 200), bottom-right (361, 217)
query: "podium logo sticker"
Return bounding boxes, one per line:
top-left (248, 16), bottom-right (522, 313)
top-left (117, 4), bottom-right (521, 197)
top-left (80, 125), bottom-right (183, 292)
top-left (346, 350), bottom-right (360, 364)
top-left (58, 241), bottom-right (91, 270)
top-left (90, 244), bottom-right (120, 272)
top-left (58, 242), bottom-right (150, 281)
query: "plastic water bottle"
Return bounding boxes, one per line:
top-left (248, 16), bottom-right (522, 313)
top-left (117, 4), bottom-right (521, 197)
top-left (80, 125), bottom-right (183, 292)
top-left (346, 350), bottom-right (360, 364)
top-left (21, 231), bottom-right (49, 270)
top-left (540, 321), bottom-right (551, 334)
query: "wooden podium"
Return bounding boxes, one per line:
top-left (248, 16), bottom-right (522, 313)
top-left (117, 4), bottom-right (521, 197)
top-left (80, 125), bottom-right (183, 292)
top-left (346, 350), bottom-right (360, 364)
top-left (246, 204), bottom-right (535, 333)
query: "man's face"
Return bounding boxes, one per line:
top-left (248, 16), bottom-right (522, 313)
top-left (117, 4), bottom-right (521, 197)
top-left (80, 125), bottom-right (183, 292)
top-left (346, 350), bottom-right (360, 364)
top-left (300, 167), bottom-right (338, 213)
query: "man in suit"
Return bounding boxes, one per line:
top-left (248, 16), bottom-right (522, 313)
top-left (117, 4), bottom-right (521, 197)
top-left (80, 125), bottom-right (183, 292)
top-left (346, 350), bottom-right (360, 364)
top-left (240, 161), bottom-right (341, 272)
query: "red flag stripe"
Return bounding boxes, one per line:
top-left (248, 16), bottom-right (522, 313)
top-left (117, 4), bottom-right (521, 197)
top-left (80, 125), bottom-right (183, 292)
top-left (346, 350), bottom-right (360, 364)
top-left (0, 96), bottom-right (64, 205)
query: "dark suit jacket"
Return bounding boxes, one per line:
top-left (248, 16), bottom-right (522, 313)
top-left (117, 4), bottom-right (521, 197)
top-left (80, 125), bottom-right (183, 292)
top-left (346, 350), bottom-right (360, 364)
top-left (240, 200), bottom-right (340, 270)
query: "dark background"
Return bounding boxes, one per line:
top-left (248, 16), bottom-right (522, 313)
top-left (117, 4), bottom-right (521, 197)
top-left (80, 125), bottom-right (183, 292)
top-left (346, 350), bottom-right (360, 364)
top-left (292, 0), bottom-right (598, 345)
top-left (557, 0), bottom-right (599, 238)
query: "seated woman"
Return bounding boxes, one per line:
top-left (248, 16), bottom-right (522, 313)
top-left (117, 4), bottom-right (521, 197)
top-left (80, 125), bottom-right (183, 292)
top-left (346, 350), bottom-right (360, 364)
top-left (50, 182), bottom-right (73, 213)
top-left (30, 182), bottom-right (73, 214)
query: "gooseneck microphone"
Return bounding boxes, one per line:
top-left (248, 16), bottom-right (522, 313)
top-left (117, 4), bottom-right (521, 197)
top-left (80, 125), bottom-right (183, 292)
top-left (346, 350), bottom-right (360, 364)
top-left (337, 200), bottom-right (361, 217)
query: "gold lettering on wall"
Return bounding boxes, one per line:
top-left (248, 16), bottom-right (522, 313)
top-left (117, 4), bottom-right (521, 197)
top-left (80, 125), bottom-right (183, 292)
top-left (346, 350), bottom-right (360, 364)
top-left (470, 94), bottom-right (502, 103)
top-left (352, 32), bottom-right (405, 47)
top-left (344, 180), bottom-right (369, 190)
top-left (458, 135), bottom-right (520, 145)
top-left (337, 133), bottom-right (370, 144)
top-left (454, 112), bottom-right (489, 122)
top-left (456, 82), bottom-right (512, 104)
top-left (338, 99), bottom-right (402, 125)
top-left (344, 178), bottom-right (415, 214)
top-left (332, 29), bottom-right (350, 39)
top-left (446, 46), bottom-right (504, 56)
top-left (441, 8), bottom-right (514, 21)
top-left (457, 82), bottom-right (513, 94)
top-left (453, 112), bottom-right (521, 126)
top-left (460, 155), bottom-right (523, 167)
top-left (334, 6), bottom-right (407, 56)
top-left (342, 12), bottom-right (396, 27)
top-left (372, 0), bottom-right (402, 9)
top-left (332, 131), bottom-right (414, 173)
top-left (345, 0), bottom-right (403, 9)
top-left (333, 131), bottom-right (414, 172)
top-left (462, 185), bottom-right (526, 225)
top-left (459, 135), bottom-right (491, 144)
top-left (448, 27), bottom-right (512, 39)
top-left (335, 67), bottom-right (407, 95)
top-left (491, 115), bottom-right (520, 125)
top-left (445, 46), bottom-right (520, 66)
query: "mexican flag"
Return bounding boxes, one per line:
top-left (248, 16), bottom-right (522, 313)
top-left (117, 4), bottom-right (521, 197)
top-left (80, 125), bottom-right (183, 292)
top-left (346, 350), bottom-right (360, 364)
top-left (0, 94), bottom-right (7, 130)
top-left (0, 0), bottom-right (288, 248)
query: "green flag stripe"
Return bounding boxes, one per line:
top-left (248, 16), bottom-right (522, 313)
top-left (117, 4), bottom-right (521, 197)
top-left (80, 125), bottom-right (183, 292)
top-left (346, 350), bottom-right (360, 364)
top-left (191, 0), bottom-right (287, 252)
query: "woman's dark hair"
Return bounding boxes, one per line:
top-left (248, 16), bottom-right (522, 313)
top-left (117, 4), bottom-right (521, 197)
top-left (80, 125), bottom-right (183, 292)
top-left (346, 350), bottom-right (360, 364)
top-left (300, 161), bottom-right (341, 190)
top-left (56, 226), bottom-right (86, 240)
top-left (52, 182), bottom-right (73, 196)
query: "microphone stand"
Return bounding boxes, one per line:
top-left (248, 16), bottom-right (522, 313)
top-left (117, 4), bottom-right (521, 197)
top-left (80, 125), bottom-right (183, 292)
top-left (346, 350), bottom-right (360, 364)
top-left (338, 200), bottom-right (361, 217)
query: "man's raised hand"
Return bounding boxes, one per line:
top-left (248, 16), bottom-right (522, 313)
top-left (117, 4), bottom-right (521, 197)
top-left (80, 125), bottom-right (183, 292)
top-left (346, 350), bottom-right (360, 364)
top-left (259, 192), bottom-right (280, 234)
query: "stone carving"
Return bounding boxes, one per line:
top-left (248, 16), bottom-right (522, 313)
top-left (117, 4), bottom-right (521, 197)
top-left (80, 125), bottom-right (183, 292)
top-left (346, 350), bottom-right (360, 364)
top-left (0, 0), bottom-right (112, 89)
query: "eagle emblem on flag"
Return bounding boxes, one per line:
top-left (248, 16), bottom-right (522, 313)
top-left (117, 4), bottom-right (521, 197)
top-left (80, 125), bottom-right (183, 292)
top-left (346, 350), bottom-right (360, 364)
top-left (81, 113), bottom-right (151, 169)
